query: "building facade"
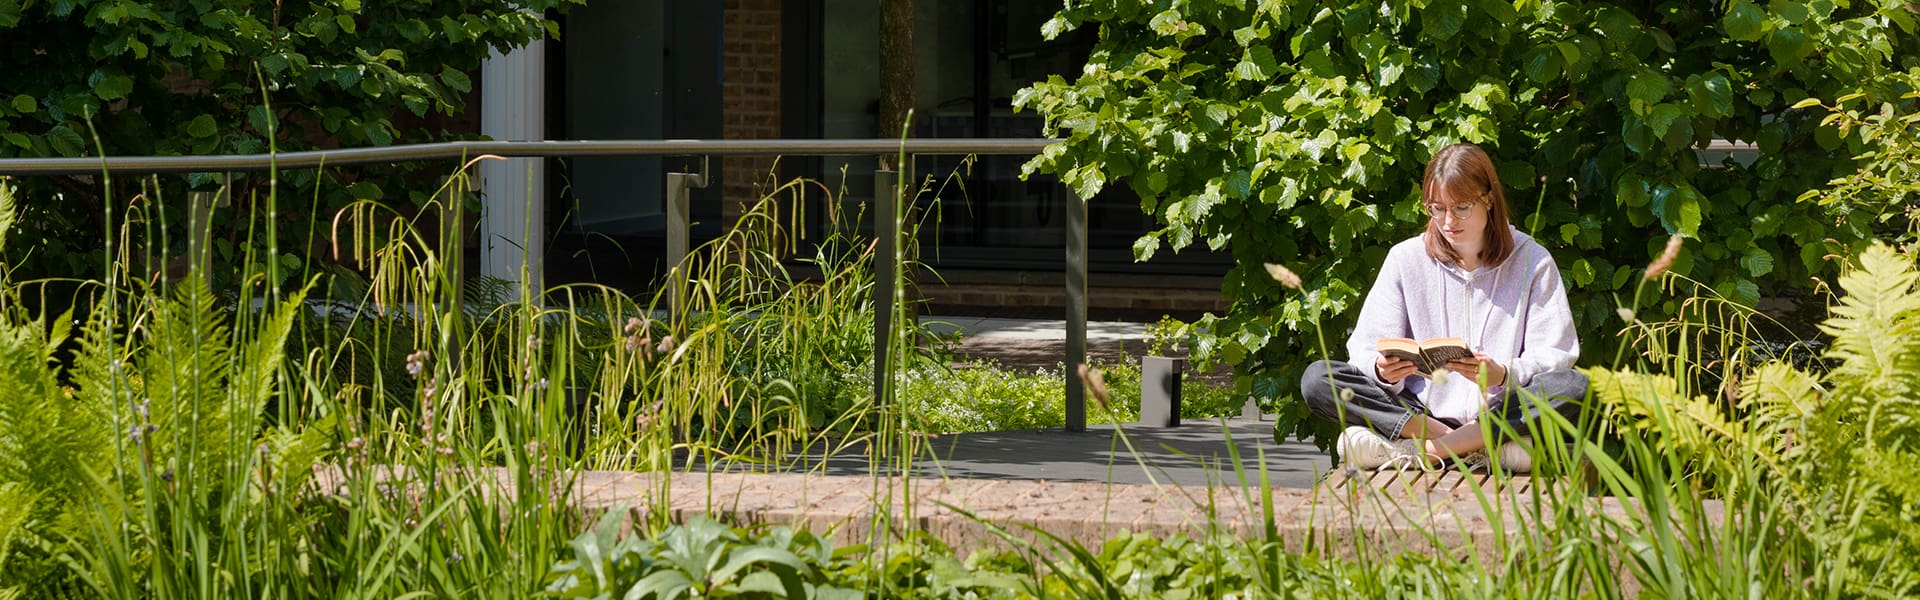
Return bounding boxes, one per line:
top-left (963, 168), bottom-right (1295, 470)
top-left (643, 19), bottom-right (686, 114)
top-left (479, 1), bottom-right (1228, 319)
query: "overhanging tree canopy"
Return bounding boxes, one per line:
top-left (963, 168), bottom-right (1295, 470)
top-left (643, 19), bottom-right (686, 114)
top-left (1015, 0), bottom-right (1920, 446)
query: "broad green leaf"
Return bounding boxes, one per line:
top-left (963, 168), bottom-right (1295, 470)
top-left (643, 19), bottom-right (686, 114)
top-left (8, 94), bottom-right (32, 114)
top-left (440, 66), bottom-right (471, 93)
top-left (1133, 234), bottom-right (1161, 262)
top-left (1666, 184), bottom-right (1704, 236)
top-left (1405, 59), bottom-right (1441, 93)
top-left (186, 114), bottom-right (218, 138)
top-left (1421, 1), bottom-right (1465, 40)
top-left (1625, 71), bottom-right (1669, 107)
top-left (1621, 119), bottom-right (1655, 154)
top-left (1887, 4), bottom-right (1917, 34)
top-left (1814, 122), bottom-right (1842, 150)
top-left (1687, 73), bottom-right (1734, 118)
top-left (1, 132), bottom-right (27, 149)
top-left (1722, 0), bottom-right (1766, 41)
top-left (1742, 248), bottom-right (1775, 277)
top-left (1149, 10), bottom-right (1184, 36)
top-left (1462, 81), bottom-right (1506, 112)
top-left (1772, 0), bottom-right (1809, 25)
top-left (1596, 6), bottom-right (1640, 41)
top-left (1375, 51), bottom-right (1408, 87)
top-left (46, 125), bottom-right (85, 156)
top-left (1523, 48), bottom-right (1562, 83)
top-left (92, 75), bottom-right (134, 100)
top-left (1615, 172), bottom-right (1649, 207)
top-left (1645, 103), bottom-right (1686, 139)
top-left (1571, 258), bottom-right (1595, 287)
top-left (1767, 27), bottom-right (1813, 67)
top-left (0, 0), bottom-right (19, 28)
top-left (249, 105), bottom-right (274, 135)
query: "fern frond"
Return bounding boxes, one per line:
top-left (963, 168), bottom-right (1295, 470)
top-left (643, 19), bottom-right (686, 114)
top-left (139, 277), bottom-right (238, 483)
top-left (1821, 244), bottom-right (1920, 399)
top-left (1584, 367), bottom-right (1768, 482)
top-left (1740, 362), bottom-right (1824, 453)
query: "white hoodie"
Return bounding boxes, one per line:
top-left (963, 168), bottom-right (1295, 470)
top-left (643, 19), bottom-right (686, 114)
top-left (1344, 226), bottom-right (1580, 423)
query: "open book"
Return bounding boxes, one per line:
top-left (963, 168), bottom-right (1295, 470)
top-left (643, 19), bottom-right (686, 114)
top-left (1375, 337), bottom-right (1475, 377)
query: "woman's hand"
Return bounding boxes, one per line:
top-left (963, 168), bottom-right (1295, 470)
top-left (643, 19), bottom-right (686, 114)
top-left (1444, 354), bottom-right (1508, 388)
top-left (1375, 355), bottom-right (1418, 384)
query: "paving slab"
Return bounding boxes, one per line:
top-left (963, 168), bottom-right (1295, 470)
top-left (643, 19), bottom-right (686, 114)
top-left (709, 417), bottom-right (1334, 489)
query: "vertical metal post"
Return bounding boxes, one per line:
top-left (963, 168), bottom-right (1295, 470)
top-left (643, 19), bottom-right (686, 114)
top-left (873, 168), bottom-right (898, 407)
top-left (665, 158), bottom-right (708, 315)
top-left (1065, 190), bottom-right (1088, 432)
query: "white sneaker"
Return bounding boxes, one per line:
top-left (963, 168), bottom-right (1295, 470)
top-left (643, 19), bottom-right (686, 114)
top-left (1337, 426), bottom-right (1433, 471)
top-left (1489, 439), bottom-right (1534, 473)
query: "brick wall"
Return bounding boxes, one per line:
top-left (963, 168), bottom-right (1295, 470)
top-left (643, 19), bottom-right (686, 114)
top-left (721, 1), bottom-right (783, 224)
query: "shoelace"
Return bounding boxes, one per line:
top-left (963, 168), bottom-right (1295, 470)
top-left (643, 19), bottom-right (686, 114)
top-left (1378, 452), bottom-right (1438, 472)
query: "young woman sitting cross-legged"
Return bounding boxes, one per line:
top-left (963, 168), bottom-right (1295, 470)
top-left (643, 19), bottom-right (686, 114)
top-left (1299, 143), bottom-right (1589, 472)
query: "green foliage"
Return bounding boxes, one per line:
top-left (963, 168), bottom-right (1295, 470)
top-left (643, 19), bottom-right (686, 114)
top-left (0, 0), bottom-right (580, 288)
top-left (899, 359), bottom-right (1243, 434)
top-left (1797, 69), bottom-right (1920, 247)
top-left (1015, 0), bottom-right (1920, 447)
top-left (544, 514), bottom-right (864, 599)
top-left (1740, 243), bottom-right (1920, 596)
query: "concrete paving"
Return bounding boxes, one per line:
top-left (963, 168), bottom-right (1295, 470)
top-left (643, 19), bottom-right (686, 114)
top-left (705, 315), bottom-right (1340, 488)
top-left (919, 315), bottom-right (1149, 341)
top-left (720, 417), bottom-right (1334, 489)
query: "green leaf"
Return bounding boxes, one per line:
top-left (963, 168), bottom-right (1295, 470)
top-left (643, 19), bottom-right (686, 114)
top-left (46, 125), bottom-right (85, 156)
top-left (1767, 27), bottom-right (1813, 67)
top-left (1742, 248), bottom-right (1775, 277)
top-left (1406, 59), bottom-right (1441, 93)
top-left (1149, 10), bottom-right (1184, 36)
top-left (440, 66), bottom-right (472, 93)
top-left (1662, 184), bottom-right (1704, 237)
top-left (1722, 0), bottom-right (1766, 41)
top-left (186, 114), bottom-right (218, 139)
top-left (7, 94), bottom-right (31, 114)
top-left (1596, 7), bottom-right (1640, 41)
top-left (1626, 71), bottom-right (1669, 107)
top-left (1571, 258), bottom-right (1596, 287)
top-left (92, 75), bottom-right (134, 101)
top-left (1375, 51), bottom-right (1408, 87)
top-left (1772, 0), bottom-right (1809, 25)
top-left (1523, 48), bottom-right (1562, 83)
top-left (1645, 103), bottom-right (1686, 139)
top-left (1622, 119), bottom-right (1655, 154)
top-left (1616, 172), bottom-right (1649, 207)
top-left (1687, 73), bottom-right (1734, 118)
top-left (0, 0), bottom-right (20, 27)
top-left (2, 132), bottom-right (28, 149)
top-left (1421, 1), bottom-right (1465, 40)
top-left (1133, 234), bottom-right (1162, 262)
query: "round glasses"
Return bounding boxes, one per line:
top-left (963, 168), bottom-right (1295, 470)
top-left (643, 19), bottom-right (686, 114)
top-left (1424, 202), bottom-right (1480, 220)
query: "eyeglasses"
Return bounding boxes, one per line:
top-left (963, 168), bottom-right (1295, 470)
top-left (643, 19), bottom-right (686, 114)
top-left (1424, 202), bottom-right (1480, 220)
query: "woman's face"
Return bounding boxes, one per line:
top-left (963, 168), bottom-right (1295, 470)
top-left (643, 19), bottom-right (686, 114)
top-left (1426, 191), bottom-right (1486, 253)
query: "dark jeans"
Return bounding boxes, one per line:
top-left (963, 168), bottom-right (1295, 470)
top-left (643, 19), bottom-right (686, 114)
top-left (1300, 360), bottom-right (1589, 441)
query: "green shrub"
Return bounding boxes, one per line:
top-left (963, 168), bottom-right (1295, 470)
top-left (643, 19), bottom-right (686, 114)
top-left (1016, 0), bottom-right (1920, 449)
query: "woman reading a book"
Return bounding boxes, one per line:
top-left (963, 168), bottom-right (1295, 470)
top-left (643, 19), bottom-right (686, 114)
top-left (1299, 143), bottom-right (1588, 472)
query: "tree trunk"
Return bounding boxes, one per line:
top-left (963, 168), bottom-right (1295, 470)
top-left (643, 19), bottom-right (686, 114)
top-left (877, 0), bottom-right (914, 165)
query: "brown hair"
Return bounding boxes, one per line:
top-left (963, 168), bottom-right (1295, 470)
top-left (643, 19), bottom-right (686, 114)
top-left (1421, 143), bottom-right (1515, 267)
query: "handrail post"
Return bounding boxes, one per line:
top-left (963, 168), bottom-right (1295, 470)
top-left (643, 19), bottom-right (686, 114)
top-left (665, 157), bottom-right (709, 315)
top-left (873, 167), bottom-right (898, 408)
top-left (1066, 188), bottom-right (1088, 432)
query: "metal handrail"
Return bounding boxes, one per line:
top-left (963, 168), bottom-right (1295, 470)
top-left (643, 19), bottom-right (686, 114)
top-left (0, 137), bottom-right (1095, 433)
top-left (0, 138), bottom-right (1057, 175)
